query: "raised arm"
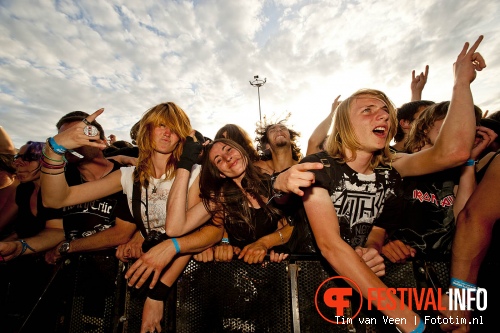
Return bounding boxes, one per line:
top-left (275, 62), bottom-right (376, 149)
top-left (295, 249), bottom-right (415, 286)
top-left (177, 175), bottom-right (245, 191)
top-left (306, 95), bottom-right (340, 155)
top-left (0, 125), bottom-right (16, 154)
top-left (164, 137), bottom-right (208, 237)
top-left (394, 36), bottom-right (486, 177)
top-left (41, 109), bottom-right (122, 207)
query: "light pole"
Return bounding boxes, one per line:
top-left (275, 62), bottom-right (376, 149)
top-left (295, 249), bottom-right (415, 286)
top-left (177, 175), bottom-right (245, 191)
top-left (249, 75), bottom-right (266, 121)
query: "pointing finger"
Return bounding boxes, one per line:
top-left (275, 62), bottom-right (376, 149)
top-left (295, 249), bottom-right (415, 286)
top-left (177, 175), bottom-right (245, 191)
top-left (85, 108), bottom-right (105, 123)
top-left (466, 35), bottom-right (484, 56)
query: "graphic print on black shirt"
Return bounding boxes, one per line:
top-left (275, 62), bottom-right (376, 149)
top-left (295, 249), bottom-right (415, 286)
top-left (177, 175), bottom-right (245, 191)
top-left (390, 168), bottom-right (460, 260)
top-left (62, 161), bottom-right (134, 240)
top-left (300, 151), bottom-right (403, 248)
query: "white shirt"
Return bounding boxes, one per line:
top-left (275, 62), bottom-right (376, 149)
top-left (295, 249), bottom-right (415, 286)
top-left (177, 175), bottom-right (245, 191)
top-left (120, 164), bottom-right (201, 233)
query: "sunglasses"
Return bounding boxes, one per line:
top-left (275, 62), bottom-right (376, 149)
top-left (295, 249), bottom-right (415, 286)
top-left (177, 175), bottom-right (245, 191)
top-left (13, 152), bottom-right (39, 162)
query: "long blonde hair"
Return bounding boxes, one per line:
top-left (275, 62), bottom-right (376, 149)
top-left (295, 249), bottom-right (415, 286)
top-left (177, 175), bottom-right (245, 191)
top-left (134, 102), bottom-right (192, 186)
top-left (324, 89), bottom-right (397, 168)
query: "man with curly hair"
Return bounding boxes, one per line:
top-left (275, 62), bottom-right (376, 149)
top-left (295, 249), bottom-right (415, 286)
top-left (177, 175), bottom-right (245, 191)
top-left (254, 118), bottom-right (302, 174)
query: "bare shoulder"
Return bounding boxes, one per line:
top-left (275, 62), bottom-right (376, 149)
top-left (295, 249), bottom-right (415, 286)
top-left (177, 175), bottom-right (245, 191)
top-left (253, 160), bottom-right (274, 175)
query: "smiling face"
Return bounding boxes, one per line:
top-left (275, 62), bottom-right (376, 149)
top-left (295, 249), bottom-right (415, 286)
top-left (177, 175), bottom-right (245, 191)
top-left (267, 124), bottom-right (291, 149)
top-left (209, 141), bottom-right (247, 179)
top-left (13, 144), bottom-right (40, 182)
top-left (152, 124), bottom-right (180, 154)
top-left (349, 95), bottom-right (390, 152)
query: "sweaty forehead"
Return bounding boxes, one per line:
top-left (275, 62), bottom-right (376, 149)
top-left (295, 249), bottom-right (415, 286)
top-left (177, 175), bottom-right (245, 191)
top-left (354, 95), bottom-right (387, 107)
top-left (209, 142), bottom-right (226, 158)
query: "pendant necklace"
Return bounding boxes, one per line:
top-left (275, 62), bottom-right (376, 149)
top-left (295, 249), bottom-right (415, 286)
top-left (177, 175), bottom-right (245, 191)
top-left (151, 177), bottom-right (162, 194)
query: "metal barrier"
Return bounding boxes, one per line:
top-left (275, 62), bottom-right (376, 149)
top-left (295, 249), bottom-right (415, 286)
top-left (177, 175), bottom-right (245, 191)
top-left (8, 253), bottom-right (459, 333)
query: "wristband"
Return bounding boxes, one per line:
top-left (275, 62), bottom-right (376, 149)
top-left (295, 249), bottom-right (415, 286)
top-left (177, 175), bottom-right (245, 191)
top-left (171, 238), bottom-right (181, 254)
top-left (396, 316), bottom-right (425, 333)
top-left (47, 137), bottom-right (67, 155)
top-left (464, 159), bottom-right (477, 166)
top-left (450, 277), bottom-right (477, 290)
top-left (147, 281), bottom-right (172, 301)
top-left (220, 237), bottom-right (230, 245)
top-left (19, 239), bottom-right (36, 256)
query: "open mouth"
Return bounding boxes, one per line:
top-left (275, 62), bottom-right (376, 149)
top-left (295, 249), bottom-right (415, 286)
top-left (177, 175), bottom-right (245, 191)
top-left (373, 126), bottom-right (386, 137)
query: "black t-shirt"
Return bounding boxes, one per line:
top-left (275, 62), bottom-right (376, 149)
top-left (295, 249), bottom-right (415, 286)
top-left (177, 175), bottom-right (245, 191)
top-left (14, 181), bottom-right (61, 238)
top-left (388, 167), bottom-right (461, 260)
top-left (300, 151), bottom-right (404, 248)
top-left (59, 161), bottom-right (134, 240)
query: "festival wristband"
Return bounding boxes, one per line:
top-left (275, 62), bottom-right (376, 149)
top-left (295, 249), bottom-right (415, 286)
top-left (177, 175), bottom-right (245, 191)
top-left (171, 238), bottom-right (181, 254)
top-left (450, 277), bottom-right (477, 290)
top-left (464, 159), bottom-right (477, 166)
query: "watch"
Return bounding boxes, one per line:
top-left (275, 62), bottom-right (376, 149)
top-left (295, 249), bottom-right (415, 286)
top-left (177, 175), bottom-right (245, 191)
top-left (58, 241), bottom-right (71, 254)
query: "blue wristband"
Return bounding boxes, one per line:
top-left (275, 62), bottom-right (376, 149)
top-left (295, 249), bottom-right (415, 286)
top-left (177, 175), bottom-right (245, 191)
top-left (411, 316), bottom-right (425, 333)
top-left (171, 238), bottom-right (181, 254)
top-left (451, 277), bottom-right (477, 290)
top-left (464, 159), bottom-right (476, 166)
top-left (48, 137), bottom-right (67, 155)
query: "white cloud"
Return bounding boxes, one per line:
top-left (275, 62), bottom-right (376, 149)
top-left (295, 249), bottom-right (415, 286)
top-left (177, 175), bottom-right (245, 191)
top-left (1, 0), bottom-right (499, 152)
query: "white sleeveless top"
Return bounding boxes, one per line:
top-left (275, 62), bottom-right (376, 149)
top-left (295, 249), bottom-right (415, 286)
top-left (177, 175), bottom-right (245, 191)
top-left (120, 164), bottom-right (201, 233)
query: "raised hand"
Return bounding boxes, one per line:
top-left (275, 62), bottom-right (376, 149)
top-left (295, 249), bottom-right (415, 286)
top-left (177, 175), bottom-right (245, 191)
top-left (52, 108), bottom-right (106, 150)
top-left (471, 125), bottom-right (498, 160)
top-left (454, 35), bottom-right (486, 85)
top-left (411, 65), bottom-right (429, 101)
top-left (331, 95), bottom-right (342, 114)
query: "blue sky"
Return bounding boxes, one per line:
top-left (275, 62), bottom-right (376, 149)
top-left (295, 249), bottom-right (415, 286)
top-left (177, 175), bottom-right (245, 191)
top-left (1, 0), bottom-right (499, 152)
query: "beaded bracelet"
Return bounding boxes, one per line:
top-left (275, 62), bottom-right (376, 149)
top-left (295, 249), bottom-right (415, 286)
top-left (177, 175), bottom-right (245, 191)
top-left (277, 230), bottom-right (285, 244)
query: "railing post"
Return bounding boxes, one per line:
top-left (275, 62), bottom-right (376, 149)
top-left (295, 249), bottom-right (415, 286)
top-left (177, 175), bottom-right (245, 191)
top-left (288, 263), bottom-right (301, 333)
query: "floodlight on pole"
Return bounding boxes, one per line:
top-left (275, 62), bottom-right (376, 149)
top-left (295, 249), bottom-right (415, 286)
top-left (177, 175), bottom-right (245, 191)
top-left (249, 75), bottom-right (266, 121)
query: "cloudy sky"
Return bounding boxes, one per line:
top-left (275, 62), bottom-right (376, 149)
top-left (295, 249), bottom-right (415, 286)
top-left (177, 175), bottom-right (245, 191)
top-left (1, 0), bottom-right (499, 153)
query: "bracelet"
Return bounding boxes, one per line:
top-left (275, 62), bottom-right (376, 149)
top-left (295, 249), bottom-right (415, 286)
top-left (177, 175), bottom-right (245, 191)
top-left (19, 239), bottom-right (36, 256)
top-left (395, 316), bottom-right (425, 333)
top-left (40, 170), bottom-right (65, 175)
top-left (277, 230), bottom-right (285, 244)
top-left (220, 237), bottom-right (230, 245)
top-left (40, 158), bottom-right (66, 169)
top-left (450, 277), bottom-right (477, 291)
top-left (47, 137), bottom-right (67, 155)
top-left (464, 159), bottom-right (477, 166)
top-left (42, 147), bottom-right (66, 162)
top-left (147, 281), bottom-right (172, 301)
top-left (171, 238), bottom-right (181, 254)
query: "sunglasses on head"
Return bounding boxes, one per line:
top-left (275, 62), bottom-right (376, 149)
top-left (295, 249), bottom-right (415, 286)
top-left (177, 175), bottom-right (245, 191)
top-left (13, 152), bottom-right (39, 162)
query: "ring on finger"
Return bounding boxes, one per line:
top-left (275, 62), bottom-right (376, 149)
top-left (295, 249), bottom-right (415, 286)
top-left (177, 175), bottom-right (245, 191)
top-left (83, 125), bottom-right (99, 137)
top-left (82, 118), bottom-right (92, 126)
